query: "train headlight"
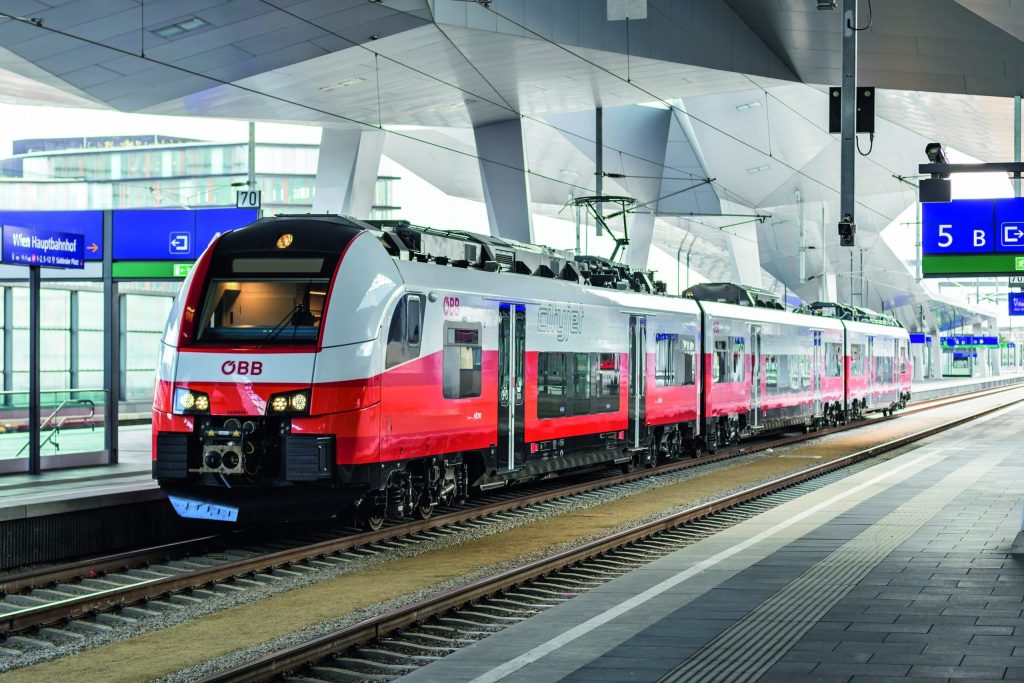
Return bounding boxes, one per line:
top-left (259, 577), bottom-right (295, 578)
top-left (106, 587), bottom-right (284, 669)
top-left (266, 390), bottom-right (311, 415)
top-left (174, 388), bottom-right (210, 415)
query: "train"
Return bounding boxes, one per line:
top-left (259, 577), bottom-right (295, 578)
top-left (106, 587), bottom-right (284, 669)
top-left (152, 215), bottom-right (911, 527)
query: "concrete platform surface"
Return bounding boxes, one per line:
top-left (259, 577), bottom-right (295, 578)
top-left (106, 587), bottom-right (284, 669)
top-left (0, 425), bottom-right (158, 521)
top-left (400, 400), bottom-right (1024, 682)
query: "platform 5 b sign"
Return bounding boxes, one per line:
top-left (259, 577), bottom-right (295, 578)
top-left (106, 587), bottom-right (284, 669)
top-left (922, 198), bottom-right (1024, 277)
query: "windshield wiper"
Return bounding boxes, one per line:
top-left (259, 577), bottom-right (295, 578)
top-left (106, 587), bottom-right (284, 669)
top-left (257, 302), bottom-right (308, 346)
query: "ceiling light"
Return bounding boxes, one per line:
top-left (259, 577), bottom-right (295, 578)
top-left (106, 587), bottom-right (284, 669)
top-left (318, 77), bottom-right (366, 92)
top-left (747, 165), bottom-right (770, 174)
top-left (177, 17), bottom-right (208, 31)
top-left (153, 25), bottom-right (184, 38)
top-left (153, 16), bottom-right (208, 39)
top-left (735, 101), bottom-right (762, 112)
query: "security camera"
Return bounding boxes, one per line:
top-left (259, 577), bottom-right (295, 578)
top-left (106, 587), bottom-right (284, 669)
top-left (817, 0), bottom-right (837, 8)
top-left (925, 142), bottom-right (948, 165)
top-left (838, 215), bottom-right (856, 247)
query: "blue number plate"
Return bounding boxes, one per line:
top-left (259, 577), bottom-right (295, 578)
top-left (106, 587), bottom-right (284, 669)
top-left (168, 495), bottom-right (239, 522)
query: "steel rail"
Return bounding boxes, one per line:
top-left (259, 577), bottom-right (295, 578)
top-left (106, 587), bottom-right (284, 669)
top-left (1, 382), bottom-right (1020, 636)
top-left (197, 389), bottom-right (1024, 683)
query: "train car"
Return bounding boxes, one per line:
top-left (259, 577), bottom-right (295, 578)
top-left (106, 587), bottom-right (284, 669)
top-left (152, 215), bottom-right (702, 526)
top-left (802, 302), bottom-right (912, 418)
top-left (683, 284), bottom-right (846, 451)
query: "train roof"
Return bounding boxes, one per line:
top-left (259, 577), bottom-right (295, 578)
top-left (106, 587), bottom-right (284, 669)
top-left (681, 282), bottom-right (784, 309)
top-left (697, 299), bottom-right (845, 330)
top-left (797, 301), bottom-right (903, 328)
top-left (361, 219), bottom-right (667, 296)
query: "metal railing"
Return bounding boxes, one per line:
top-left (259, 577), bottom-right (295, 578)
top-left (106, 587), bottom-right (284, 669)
top-left (1, 388), bottom-right (104, 458)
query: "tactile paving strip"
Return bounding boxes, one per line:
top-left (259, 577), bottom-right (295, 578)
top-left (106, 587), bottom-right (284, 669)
top-left (658, 450), bottom-right (1003, 683)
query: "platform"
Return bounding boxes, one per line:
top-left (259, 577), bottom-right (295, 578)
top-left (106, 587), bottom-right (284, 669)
top-left (0, 425), bottom-right (156, 522)
top-left (403, 397), bottom-right (1024, 681)
top-left (911, 371), bottom-right (1024, 403)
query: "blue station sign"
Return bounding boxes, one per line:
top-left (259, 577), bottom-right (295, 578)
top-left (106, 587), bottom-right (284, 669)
top-left (941, 335), bottom-right (999, 348)
top-left (1010, 292), bottom-right (1024, 316)
top-left (1, 225), bottom-right (85, 269)
top-left (0, 211), bottom-right (102, 260)
top-left (923, 198), bottom-right (1024, 276)
top-left (113, 207), bottom-right (258, 261)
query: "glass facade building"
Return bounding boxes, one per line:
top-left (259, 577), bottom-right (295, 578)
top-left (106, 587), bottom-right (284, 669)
top-left (1, 138), bottom-right (319, 214)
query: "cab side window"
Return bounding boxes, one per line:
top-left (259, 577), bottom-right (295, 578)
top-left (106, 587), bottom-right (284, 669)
top-left (385, 294), bottom-right (424, 369)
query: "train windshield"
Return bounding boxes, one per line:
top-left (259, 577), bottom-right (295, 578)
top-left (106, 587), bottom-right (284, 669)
top-left (196, 279), bottom-right (328, 343)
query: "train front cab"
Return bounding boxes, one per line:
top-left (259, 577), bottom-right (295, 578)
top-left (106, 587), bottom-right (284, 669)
top-left (152, 217), bottom-right (400, 521)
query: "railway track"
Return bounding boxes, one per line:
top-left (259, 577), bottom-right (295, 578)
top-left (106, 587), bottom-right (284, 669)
top-left (197, 389), bottom-right (1024, 683)
top-left (0, 383), bottom-right (1019, 655)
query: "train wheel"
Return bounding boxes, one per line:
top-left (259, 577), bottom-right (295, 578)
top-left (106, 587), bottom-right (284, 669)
top-left (359, 505), bottom-right (385, 531)
top-left (414, 499), bottom-right (434, 520)
top-left (620, 458), bottom-right (636, 474)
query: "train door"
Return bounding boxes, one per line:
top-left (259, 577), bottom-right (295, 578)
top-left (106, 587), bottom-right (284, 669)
top-left (749, 326), bottom-right (761, 429)
top-left (867, 336), bottom-right (875, 401)
top-left (813, 330), bottom-right (823, 416)
top-left (628, 315), bottom-right (647, 448)
top-left (497, 304), bottom-right (525, 473)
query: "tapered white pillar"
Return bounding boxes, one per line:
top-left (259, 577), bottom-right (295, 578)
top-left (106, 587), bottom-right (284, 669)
top-left (312, 128), bottom-right (385, 218)
top-left (474, 119), bottom-right (534, 243)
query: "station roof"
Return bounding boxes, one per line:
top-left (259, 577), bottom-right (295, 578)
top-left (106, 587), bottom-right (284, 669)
top-left (0, 0), bottom-right (1019, 330)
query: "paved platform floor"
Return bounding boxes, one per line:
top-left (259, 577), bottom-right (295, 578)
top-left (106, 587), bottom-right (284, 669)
top-left (912, 372), bottom-right (1024, 402)
top-left (0, 425), bottom-right (157, 520)
top-left (401, 400), bottom-right (1024, 682)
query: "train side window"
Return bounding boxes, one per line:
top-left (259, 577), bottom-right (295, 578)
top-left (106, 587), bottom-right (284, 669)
top-left (407, 296), bottom-right (421, 346)
top-left (538, 352), bottom-right (568, 418)
top-left (731, 337), bottom-right (745, 382)
top-left (765, 355), bottom-right (778, 388)
top-left (442, 323), bottom-right (482, 399)
top-left (656, 333), bottom-right (697, 386)
top-left (386, 294), bottom-right (425, 369)
top-left (713, 338), bottom-right (728, 383)
top-left (595, 353), bottom-right (620, 413)
top-left (850, 343), bottom-right (865, 376)
top-left (572, 353), bottom-right (591, 416)
top-left (900, 342), bottom-right (908, 374)
top-left (681, 335), bottom-right (696, 385)
top-left (826, 342), bottom-right (842, 377)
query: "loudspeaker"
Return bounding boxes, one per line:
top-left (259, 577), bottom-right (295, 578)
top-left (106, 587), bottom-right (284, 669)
top-left (829, 86), bottom-right (875, 134)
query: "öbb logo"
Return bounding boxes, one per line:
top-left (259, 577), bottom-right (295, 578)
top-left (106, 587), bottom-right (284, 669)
top-left (443, 295), bottom-right (460, 316)
top-left (221, 360), bottom-right (263, 376)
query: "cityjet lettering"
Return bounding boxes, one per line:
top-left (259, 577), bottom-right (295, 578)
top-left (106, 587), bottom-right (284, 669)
top-left (537, 304), bottom-right (584, 342)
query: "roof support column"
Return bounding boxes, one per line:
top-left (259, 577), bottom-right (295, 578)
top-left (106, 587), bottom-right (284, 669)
top-left (312, 128), bottom-right (385, 218)
top-left (474, 118), bottom-right (534, 243)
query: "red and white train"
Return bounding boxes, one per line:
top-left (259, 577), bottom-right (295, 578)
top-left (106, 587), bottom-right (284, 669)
top-left (153, 215), bottom-right (911, 525)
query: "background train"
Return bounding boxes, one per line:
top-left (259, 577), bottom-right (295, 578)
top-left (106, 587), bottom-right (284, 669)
top-left (152, 215), bottom-right (911, 526)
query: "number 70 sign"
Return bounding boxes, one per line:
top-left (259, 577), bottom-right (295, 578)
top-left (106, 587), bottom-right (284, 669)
top-left (236, 190), bottom-right (261, 209)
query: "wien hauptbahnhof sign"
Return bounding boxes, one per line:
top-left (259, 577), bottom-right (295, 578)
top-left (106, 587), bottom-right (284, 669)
top-left (1, 224), bottom-right (85, 269)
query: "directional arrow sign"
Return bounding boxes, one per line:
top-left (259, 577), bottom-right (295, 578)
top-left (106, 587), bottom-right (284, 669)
top-left (1001, 222), bottom-right (1024, 248)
